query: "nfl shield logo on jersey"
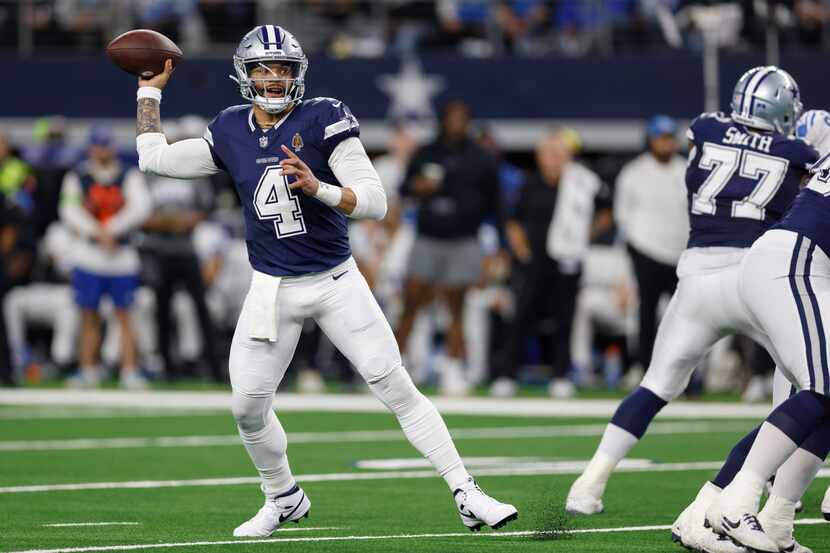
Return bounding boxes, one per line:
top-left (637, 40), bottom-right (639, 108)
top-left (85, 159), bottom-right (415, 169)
top-left (259, 136), bottom-right (269, 149)
top-left (292, 132), bottom-right (304, 152)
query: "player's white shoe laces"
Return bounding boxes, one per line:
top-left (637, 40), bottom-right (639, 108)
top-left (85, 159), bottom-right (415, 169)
top-left (453, 478), bottom-right (517, 531)
top-left (705, 484), bottom-right (778, 553)
top-left (822, 485), bottom-right (830, 521)
top-left (565, 474), bottom-right (604, 515)
top-left (672, 482), bottom-right (746, 553)
top-left (233, 485), bottom-right (310, 537)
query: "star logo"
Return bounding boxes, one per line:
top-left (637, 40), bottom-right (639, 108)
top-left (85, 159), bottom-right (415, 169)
top-left (377, 58), bottom-right (445, 121)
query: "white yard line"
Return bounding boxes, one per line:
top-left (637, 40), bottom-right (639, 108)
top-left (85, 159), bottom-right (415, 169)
top-left (6, 520), bottom-right (828, 553)
top-left (0, 389), bottom-right (774, 419)
top-left (42, 523), bottom-right (140, 528)
top-left (0, 461), bottom-right (728, 494)
top-left (0, 421), bottom-right (754, 452)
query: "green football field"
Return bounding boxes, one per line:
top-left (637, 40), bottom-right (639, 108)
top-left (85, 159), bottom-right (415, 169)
top-left (0, 402), bottom-right (827, 553)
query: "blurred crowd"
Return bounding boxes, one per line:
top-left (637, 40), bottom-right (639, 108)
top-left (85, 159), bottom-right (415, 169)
top-left (0, 103), bottom-right (777, 400)
top-left (1, 0), bottom-right (829, 57)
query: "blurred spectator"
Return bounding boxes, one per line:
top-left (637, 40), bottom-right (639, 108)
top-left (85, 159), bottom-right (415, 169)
top-left (197, 0), bottom-right (256, 44)
top-left (0, 195), bottom-right (32, 386)
top-left (477, 126), bottom-right (526, 214)
top-left (494, 129), bottom-right (612, 398)
top-left (27, 0), bottom-right (109, 51)
top-left (0, 1), bottom-right (18, 48)
top-left (140, 116), bottom-right (224, 382)
top-left (425, 0), bottom-right (495, 55)
top-left (397, 100), bottom-right (502, 395)
top-left (59, 126), bottom-right (151, 388)
top-left (0, 133), bottom-right (37, 214)
top-left (133, 0), bottom-right (195, 44)
top-left (24, 117), bottom-right (82, 237)
top-left (3, 223), bottom-right (78, 382)
top-left (496, 0), bottom-right (551, 54)
top-left (614, 115), bottom-right (688, 384)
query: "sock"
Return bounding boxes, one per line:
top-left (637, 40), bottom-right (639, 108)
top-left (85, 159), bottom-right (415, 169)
top-left (574, 387), bottom-right (665, 493)
top-left (741, 391), bottom-right (830, 483)
top-left (770, 419), bottom-right (830, 502)
top-left (712, 425), bottom-right (760, 489)
top-left (609, 386), bottom-right (668, 439)
top-left (369, 366), bottom-right (470, 490)
top-left (231, 392), bottom-right (296, 498)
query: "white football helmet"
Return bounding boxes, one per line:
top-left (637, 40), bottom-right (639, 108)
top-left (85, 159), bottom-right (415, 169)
top-left (231, 25), bottom-right (308, 114)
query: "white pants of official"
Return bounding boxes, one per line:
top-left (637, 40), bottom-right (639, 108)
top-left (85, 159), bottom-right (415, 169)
top-left (229, 257), bottom-right (465, 496)
top-left (640, 247), bottom-right (785, 401)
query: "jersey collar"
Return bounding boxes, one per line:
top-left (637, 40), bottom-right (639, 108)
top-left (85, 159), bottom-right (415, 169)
top-left (247, 106), bottom-right (297, 135)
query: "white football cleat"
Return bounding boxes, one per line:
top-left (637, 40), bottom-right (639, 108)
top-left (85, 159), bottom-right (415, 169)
top-left (758, 496), bottom-right (812, 553)
top-left (705, 478), bottom-right (778, 553)
top-left (565, 475), bottom-right (604, 515)
top-left (453, 478), bottom-right (517, 531)
top-left (822, 485), bottom-right (830, 521)
top-left (233, 485), bottom-right (310, 537)
top-left (672, 482), bottom-right (747, 553)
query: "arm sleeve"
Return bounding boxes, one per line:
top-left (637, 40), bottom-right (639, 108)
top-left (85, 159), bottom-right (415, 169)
top-left (58, 172), bottom-right (99, 238)
top-left (328, 137), bottom-right (387, 220)
top-left (106, 169), bottom-right (153, 238)
top-left (136, 134), bottom-right (221, 178)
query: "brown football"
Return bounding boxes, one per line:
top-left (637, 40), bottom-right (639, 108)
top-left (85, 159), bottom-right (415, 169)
top-left (106, 29), bottom-right (183, 78)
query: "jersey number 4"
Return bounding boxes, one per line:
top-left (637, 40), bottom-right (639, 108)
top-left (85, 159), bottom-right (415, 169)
top-left (692, 143), bottom-right (789, 221)
top-left (253, 165), bottom-right (307, 239)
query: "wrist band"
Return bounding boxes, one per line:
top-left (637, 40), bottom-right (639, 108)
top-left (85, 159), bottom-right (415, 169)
top-left (137, 87), bottom-right (162, 102)
top-left (315, 181), bottom-right (343, 207)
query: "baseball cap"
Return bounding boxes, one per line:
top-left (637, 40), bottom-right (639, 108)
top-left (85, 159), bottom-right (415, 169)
top-left (88, 125), bottom-right (115, 147)
top-left (646, 115), bottom-right (678, 139)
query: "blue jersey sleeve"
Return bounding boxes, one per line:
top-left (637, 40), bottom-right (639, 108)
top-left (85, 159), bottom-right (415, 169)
top-left (309, 98), bottom-right (360, 159)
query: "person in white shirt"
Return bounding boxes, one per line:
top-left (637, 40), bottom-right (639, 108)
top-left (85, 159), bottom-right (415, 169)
top-left (59, 126), bottom-right (152, 388)
top-left (614, 115), bottom-right (689, 381)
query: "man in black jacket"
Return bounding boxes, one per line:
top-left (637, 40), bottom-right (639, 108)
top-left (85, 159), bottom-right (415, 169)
top-left (396, 100), bottom-right (502, 395)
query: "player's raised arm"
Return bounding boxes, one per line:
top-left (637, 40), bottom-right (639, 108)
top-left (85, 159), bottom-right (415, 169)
top-left (135, 59), bottom-right (220, 179)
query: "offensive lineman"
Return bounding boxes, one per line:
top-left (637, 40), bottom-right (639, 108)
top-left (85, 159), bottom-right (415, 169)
top-left (133, 25), bottom-right (517, 537)
top-left (565, 66), bottom-right (818, 552)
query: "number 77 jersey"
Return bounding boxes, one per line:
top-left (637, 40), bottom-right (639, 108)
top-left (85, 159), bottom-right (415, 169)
top-left (685, 112), bottom-right (818, 248)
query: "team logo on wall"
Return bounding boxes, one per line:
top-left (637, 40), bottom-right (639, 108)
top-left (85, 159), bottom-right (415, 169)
top-left (292, 132), bottom-right (304, 152)
top-left (259, 136), bottom-right (269, 149)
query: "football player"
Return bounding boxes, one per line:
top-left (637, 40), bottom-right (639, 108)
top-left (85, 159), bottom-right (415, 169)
top-left (133, 25), bottom-right (517, 537)
top-left (565, 66), bottom-right (819, 552)
top-left (680, 109), bottom-right (830, 553)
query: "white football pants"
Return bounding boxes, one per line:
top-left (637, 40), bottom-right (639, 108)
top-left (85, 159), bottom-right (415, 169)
top-left (640, 247), bottom-right (784, 401)
top-left (229, 257), bottom-right (467, 496)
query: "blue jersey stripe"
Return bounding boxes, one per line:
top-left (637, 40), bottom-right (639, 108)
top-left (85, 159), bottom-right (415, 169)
top-left (803, 240), bottom-right (829, 394)
top-left (789, 234), bottom-right (817, 391)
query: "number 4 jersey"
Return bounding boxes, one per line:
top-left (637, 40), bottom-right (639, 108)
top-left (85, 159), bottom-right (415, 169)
top-left (685, 112), bottom-right (818, 249)
top-left (204, 97), bottom-right (360, 276)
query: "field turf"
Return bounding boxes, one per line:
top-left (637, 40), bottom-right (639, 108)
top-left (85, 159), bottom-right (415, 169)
top-left (0, 403), bottom-right (827, 552)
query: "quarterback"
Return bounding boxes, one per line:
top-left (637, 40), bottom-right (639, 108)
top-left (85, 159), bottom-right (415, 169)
top-left (133, 25), bottom-right (517, 537)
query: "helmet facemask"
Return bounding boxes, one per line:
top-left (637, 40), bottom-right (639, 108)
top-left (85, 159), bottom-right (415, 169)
top-left (231, 57), bottom-right (307, 114)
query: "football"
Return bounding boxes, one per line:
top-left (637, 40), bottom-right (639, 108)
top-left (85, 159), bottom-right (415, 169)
top-left (106, 29), bottom-right (183, 79)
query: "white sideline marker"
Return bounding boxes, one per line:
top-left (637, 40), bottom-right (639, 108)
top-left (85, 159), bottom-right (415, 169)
top-left (0, 461), bottom-right (726, 494)
top-left (0, 421), bottom-right (755, 452)
top-left (7, 520), bottom-right (828, 553)
top-left (42, 523), bottom-right (140, 528)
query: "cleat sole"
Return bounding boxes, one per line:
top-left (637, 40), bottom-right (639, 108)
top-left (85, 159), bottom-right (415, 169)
top-left (824, 512), bottom-right (829, 522)
top-left (491, 512), bottom-right (518, 530)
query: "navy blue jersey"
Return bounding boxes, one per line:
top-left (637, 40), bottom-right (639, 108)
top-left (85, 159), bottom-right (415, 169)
top-left (204, 97), bottom-right (360, 276)
top-left (685, 112), bottom-right (817, 248)
top-left (776, 152), bottom-right (830, 256)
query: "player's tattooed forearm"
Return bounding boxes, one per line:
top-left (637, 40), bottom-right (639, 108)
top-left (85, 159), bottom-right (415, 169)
top-left (136, 98), bottom-right (162, 135)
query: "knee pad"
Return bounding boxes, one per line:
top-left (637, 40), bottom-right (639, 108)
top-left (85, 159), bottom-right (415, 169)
top-left (368, 366), bottom-right (424, 415)
top-left (231, 392), bottom-right (273, 434)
